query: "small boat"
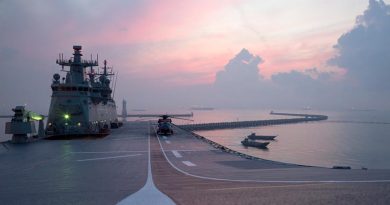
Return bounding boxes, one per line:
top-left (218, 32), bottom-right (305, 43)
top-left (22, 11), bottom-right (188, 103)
top-left (241, 138), bottom-right (269, 149)
top-left (247, 133), bottom-right (277, 140)
top-left (332, 166), bottom-right (351, 170)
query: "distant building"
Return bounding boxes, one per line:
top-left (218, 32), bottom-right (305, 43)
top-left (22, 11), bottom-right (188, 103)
top-left (122, 99), bottom-right (127, 118)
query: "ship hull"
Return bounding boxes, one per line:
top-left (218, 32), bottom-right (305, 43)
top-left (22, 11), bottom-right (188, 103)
top-left (45, 94), bottom-right (118, 138)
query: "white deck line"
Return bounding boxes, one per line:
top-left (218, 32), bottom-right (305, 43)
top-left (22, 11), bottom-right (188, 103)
top-left (116, 122), bottom-right (175, 205)
top-left (171, 150), bottom-right (182, 158)
top-left (111, 138), bottom-right (145, 141)
top-left (155, 127), bottom-right (390, 183)
top-left (165, 140), bottom-right (171, 144)
top-left (164, 149), bottom-right (210, 152)
top-left (182, 161), bottom-right (196, 166)
top-left (72, 151), bottom-right (148, 154)
top-left (77, 154), bottom-right (142, 162)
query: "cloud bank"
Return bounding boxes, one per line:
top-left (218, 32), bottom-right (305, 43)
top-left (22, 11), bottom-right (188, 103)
top-left (212, 0), bottom-right (390, 110)
top-left (212, 49), bottom-right (339, 109)
top-left (329, 0), bottom-right (390, 91)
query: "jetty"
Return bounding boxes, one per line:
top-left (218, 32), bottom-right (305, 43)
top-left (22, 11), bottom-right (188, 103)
top-left (178, 112), bottom-right (328, 131)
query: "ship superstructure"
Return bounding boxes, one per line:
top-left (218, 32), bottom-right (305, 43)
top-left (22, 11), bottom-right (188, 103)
top-left (45, 45), bottom-right (121, 137)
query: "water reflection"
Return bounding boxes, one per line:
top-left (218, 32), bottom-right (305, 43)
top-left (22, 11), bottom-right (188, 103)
top-left (58, 142), bottom-right (75, 190)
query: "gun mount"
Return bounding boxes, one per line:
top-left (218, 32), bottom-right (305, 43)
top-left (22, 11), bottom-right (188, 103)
top-left (5, 106), bottom-right (45, 143)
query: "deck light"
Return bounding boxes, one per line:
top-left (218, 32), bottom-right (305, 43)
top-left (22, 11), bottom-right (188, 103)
top-left (31, 115), bottom-right (43, 121)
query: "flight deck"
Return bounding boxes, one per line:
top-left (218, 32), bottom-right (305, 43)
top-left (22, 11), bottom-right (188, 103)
top-left (1, 121), bottom-right (390, 205)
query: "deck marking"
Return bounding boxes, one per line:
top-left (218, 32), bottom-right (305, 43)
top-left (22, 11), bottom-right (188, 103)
top-left (182, 161), bottom-right (196, 166)
top-left (165, 149), bottom-right (209, 152)
top-left (162, 136), bottom-right (168, 140)
top-left (165, 140), bottom-right (171, 144)
top-left (72, 151), bottom-right (147, 154)
top-left (208, 183), bottom-right (322, 191)
top-left (111, 137), bottom-right (145, 141)
top-left (171, 150), bottom-right (182, 158)
top-left (155, 127), bottom-right (390, 183)
top-left (116, 122), bottom-right (175, 205)
top-left (1, 143), bottom-right (9, 151)
top-left (77, 154), bottom-right (141, 162)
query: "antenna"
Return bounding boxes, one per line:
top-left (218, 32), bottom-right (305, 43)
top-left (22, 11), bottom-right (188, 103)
top-left (103, 60), bottom-right (107, 75)
top-left (61, 53), bottom-right (64, 70)
top-left (110, 67), bottom-right (115, 88)
top-left (113, 71), bottom-right (118, 99)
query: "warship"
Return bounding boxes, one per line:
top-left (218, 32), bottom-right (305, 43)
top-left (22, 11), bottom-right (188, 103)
top-left (45, 45), bottom-right (121, 138)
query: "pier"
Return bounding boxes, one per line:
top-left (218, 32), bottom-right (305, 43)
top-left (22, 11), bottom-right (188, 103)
top-left (178, 112), bottom-right (328, 131)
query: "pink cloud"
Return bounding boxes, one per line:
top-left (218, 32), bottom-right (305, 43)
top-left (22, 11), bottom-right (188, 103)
top-left (257, 28), bottom-right (345, 78)
top-left (1, 0), bottom-right (347, 87)
top-left (94, 0), bottom-right (238, 44)
top-left (128, 53), bottom-right (231, 85)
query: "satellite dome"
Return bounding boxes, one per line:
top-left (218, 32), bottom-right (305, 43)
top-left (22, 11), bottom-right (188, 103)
top-left (99, 75), bottom-right (105, 82)
top-left (53, 73), bottom-right (60, 81)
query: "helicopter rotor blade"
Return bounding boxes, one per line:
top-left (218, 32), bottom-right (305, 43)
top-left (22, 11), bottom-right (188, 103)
top-left (170, 116), bottom-right (194, 121)
top-left (134, 117), bottom-right (156, 121)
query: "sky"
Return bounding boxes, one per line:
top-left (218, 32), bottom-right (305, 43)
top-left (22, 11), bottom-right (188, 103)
top-left (1, 0), bottom-right (390, 113)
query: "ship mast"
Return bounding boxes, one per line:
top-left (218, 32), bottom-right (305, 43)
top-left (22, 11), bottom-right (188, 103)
top-left (56, 45), bottom-right (98, 84)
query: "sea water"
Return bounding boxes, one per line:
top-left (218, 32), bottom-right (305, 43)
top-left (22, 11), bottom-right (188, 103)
top-left (176, 109), bottom-right (390, 169)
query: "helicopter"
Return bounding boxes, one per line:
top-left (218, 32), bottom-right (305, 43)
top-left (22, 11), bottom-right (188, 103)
top-left (157, 114), bottom-right (193, 136)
